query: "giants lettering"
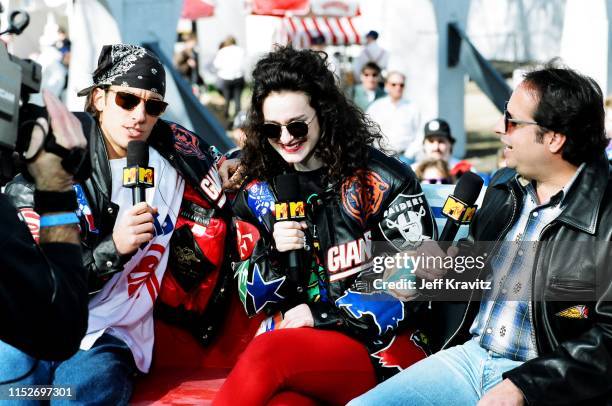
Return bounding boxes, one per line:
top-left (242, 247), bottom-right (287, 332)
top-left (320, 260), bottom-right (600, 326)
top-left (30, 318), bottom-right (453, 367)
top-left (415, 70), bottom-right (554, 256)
top-left (327, 231), bottom-right (373, 273)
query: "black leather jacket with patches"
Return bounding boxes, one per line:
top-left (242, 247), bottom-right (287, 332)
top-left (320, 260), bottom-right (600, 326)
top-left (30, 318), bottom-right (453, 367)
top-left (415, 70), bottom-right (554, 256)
top-left (232, 147), bottom-right (437, 379)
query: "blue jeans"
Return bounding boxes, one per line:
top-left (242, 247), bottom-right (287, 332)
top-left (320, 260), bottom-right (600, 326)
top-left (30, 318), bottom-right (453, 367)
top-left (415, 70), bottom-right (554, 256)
top-left (349, 338), bottom-right (523, 406)
top-left (0, 333), bottom-right (137, 405)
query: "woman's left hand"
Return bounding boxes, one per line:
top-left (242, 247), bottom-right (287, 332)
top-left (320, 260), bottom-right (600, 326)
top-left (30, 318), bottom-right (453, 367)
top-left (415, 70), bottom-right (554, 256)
top-left (278, 304), bottom-right (314, 329)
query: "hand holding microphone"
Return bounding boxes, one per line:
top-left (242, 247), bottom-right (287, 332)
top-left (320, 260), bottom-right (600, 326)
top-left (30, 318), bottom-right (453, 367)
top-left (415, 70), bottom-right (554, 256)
top-left (438, 171), bottom-right (484, 251)
top-left (112, 141), bottom-right (157, 255)
top-left (272, 173), bottom-right (308, 294)
top-left (273, 220), bottom-right (307, 253)
top-left (414, 172), bottom-right (483, 283)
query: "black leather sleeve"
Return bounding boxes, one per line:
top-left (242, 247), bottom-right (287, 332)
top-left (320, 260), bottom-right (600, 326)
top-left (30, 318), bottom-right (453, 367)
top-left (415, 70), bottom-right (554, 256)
top-left (0, 194), bottom-right (87, 361)
top-left (85, 233), bottom-right (130, 293)
top-left (503, 300), bottom-right (612, 404)
top-left (232, 187), bottom-right (292, 316)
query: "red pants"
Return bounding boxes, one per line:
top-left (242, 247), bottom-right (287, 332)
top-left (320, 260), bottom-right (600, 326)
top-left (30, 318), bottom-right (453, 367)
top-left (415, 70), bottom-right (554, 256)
top-left (213, 328), bottom-right (377, 406)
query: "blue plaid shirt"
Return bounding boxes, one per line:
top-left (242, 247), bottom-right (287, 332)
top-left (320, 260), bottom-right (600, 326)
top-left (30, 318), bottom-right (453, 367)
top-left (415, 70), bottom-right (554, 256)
top-left (470, 165), bottom-right (584, 361)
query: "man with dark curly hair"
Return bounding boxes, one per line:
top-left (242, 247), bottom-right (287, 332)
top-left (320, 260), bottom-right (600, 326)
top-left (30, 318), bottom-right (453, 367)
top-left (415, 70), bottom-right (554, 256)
top-left (214, 46), bottom-right (438, 405)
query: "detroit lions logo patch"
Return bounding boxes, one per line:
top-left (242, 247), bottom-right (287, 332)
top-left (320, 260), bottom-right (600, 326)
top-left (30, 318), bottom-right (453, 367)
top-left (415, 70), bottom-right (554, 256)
top-left (336, 289), bottom-right (404, 335)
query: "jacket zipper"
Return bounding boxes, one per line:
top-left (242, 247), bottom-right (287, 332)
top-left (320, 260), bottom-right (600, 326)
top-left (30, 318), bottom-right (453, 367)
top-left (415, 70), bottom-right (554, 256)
top-left (528, 221), bottom-right (556, 355)
top-left (442, 186), bottom-right (519, 350)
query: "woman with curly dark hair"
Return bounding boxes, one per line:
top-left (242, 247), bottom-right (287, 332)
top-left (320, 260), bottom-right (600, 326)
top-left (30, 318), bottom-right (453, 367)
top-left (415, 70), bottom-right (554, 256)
top-left (239, 46), bottom-right (381, 185)
top-left (214, 46), bottom-right (437, 406)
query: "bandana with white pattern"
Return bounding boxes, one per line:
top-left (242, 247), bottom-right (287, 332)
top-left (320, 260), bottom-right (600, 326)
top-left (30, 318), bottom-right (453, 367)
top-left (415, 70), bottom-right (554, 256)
top-left (77, 44), bottom-right (166, 97)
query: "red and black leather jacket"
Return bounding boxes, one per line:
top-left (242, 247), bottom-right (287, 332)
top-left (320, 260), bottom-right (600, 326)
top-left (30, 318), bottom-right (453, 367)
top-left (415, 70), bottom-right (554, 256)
top-left (232, 147), bottom-right (437, 379)
top-left (5, 118), bottom-right (233, 344)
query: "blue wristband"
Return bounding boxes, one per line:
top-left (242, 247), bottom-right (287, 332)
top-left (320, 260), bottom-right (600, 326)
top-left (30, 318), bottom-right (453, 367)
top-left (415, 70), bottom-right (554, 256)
top-left (39, 212), bottom-right (80, 228)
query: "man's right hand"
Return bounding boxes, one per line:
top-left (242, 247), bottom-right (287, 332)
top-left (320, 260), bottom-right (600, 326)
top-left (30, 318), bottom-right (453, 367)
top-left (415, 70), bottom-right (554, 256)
top-left (414, 241), bottom-right (459, 281)
top-left (218, 158), bottom-right (244, 191)
top-left (27, 90), bottom-right (87, 192)
top-left (112, 202), bottom-right (157, 255)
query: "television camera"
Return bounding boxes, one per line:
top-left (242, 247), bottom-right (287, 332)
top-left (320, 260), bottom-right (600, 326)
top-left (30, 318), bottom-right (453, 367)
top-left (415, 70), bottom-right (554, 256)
top-left (0, 5), bottom-right (91, 186)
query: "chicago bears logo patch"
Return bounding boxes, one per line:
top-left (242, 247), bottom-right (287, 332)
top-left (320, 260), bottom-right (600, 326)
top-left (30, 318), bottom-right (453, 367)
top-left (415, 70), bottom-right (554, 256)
top-left (341, 170), bottom-right (390, 227)
top-left (171, 123), bottom-right (206, 159)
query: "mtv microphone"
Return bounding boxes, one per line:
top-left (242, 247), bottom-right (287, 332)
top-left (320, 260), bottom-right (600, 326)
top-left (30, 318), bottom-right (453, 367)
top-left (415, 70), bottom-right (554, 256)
top-left (123, 141), bottom-right (154, 205)
top-left (275, 173), bottom-right (307, 293)
top-left (438, 171), bottom-right (484, 252)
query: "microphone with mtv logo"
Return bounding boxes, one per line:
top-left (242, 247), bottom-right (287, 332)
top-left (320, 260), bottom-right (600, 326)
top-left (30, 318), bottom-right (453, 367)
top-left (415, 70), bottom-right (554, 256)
top-left (123, 140), bottom-right (154, 205)
top-left (275, 173), bottom-right (307, 294)
top-left (439, 172), bottom-right (483, 251)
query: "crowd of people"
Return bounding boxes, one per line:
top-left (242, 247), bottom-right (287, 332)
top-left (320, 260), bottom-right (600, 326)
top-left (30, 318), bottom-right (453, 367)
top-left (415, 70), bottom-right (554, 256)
top-left (1, 25), bottom-right (612, 406)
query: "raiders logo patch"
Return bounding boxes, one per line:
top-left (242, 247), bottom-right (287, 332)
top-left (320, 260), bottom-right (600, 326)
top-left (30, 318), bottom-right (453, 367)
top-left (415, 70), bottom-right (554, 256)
top-left (379, 193), bottom-right (433, 251)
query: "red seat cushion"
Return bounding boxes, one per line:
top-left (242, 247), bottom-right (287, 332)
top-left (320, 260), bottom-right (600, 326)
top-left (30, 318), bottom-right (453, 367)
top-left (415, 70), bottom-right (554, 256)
top-left (132, 294), bottom-right (263, 404)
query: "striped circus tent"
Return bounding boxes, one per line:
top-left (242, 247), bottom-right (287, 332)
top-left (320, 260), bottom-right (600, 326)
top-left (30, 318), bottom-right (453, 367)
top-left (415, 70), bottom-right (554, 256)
top-left (278, 15), bottom-right (363, 48)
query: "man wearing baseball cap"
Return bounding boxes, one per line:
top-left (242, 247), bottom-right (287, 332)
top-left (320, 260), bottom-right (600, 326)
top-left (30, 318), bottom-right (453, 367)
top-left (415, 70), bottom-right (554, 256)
top-left (1, 44), bottom-right (232, 404)
top-left (415, 118), bottom-right (472, 177)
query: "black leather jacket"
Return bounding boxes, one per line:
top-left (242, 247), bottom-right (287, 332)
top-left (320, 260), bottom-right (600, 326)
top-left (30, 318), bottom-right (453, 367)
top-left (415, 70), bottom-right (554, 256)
top-left (6, 118), bottom-right (233, 339)
top-left (232, 148), bottom-right (437, 379)
top-left (442, 155), bottom-right (612, 405)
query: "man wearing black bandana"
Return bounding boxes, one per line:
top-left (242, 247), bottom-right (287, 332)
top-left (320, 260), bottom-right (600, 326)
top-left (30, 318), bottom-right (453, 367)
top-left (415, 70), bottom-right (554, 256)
top-left (1, 44), bottom-right (232, 404)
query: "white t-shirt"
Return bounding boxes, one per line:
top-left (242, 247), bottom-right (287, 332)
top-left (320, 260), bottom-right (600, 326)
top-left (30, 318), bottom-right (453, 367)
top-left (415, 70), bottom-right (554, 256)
top-left (366, 96), bottom-right (423, 159)
top-left (213, 44), bottom-right (245, 81)
top-left (80, 147), bottom-right (185, 372)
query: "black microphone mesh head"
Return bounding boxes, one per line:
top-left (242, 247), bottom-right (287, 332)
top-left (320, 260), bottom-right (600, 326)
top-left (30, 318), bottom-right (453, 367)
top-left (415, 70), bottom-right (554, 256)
top-left (454, 171), bottom-right (484, 205)
top-left (276, 173), bottom-right (300, 201)
top-left (127, 140), bottom-right (148, 167)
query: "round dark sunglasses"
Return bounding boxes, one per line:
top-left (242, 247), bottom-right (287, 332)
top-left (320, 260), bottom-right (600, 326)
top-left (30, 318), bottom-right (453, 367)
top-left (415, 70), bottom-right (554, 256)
top-left (109, 90), bottom-right (168, 117)
top-left (261, 115), bottom-right (316, 140)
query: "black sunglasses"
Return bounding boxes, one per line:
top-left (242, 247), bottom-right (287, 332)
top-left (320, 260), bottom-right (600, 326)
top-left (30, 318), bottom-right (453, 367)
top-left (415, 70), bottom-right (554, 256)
top-left (422, 178), bottom-right (450, 184)
top-left (503, 101), bottom-right (540, 133)
top-left (109, 90), bottom-right (168, 117)
top-left (261, 115), bottom-right (316, 140)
